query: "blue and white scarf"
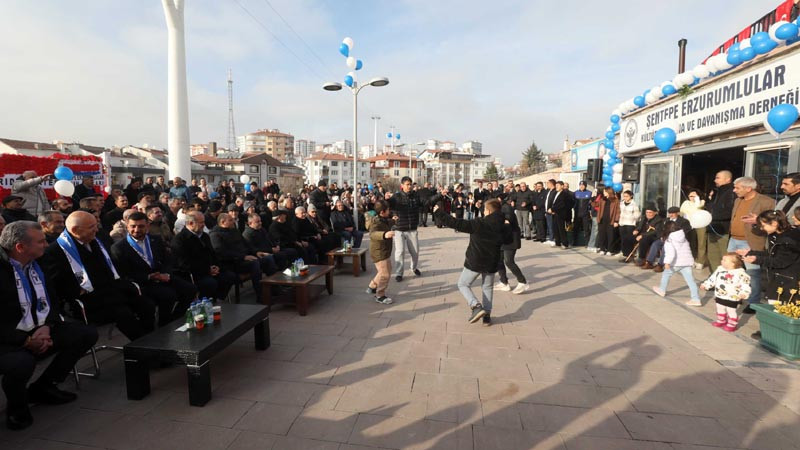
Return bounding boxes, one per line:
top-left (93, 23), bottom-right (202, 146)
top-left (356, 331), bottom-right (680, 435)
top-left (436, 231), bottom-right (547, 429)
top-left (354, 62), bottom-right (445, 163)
top-left (56, 230), bottom-right (119, 293)
top-left (10, 258), bottom-right (50, 331)
top-left (126, 234), bottom-right (153, 268)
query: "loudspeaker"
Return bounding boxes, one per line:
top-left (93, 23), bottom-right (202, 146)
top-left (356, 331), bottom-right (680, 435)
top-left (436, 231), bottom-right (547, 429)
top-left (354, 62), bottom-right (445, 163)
top-left (622, 158), bottom-right (640, 182)
top-left (586, 158), bottom-right (603, 182)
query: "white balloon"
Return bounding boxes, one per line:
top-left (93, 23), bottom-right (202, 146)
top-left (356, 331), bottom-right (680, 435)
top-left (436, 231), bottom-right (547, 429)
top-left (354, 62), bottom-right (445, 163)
top-left (770, 21), bottom-right (789, 44)
top-left (104, 185), bottom-right (112, 194)
top-left (602, 153), bottom-right (611, 162)
top-left (714, 53), bottom-right (732, 71)
top-left (652, 85), bottom-right (664, 99)
top-left (612, 173), bottom-right (623, 184)
top-left (240, 174), bottom-right (250, 184)
top-left (645, 92), bottom-right (657, 104)
top-left (672, 74), bottom-right (687, 88)
top-left (346, 56), bottom-right (356, 69)
top-left (342, 37), bottom-right (354, 50)
top-left (692, 64), bottom-right (711, 79)
top-left (612, 163), bottom-right (623, 173)
top-left (740, 38), bottom-right (751, 50)
top-left (689, 210), bottom-right (712, 229)
top-left (54, 180), bottom-right (75, 197)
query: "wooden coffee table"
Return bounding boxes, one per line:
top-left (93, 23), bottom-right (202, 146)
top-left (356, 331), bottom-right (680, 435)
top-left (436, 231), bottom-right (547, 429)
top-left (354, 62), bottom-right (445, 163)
top-left (327, 247), bottom-right (368, 277)
top-left (260, 264), bottom-right (334, 315)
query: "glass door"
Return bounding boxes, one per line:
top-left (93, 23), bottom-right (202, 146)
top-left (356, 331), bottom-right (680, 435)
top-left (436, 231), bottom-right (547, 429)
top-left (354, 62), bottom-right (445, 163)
top-left (640, 156), bottom-right (677, 215)
top-left (747, 147), bottom-right (790, 201)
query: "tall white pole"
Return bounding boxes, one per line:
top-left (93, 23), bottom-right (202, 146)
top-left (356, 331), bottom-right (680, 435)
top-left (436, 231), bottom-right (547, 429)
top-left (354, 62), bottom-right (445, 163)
top-left (371, 116), bottom-right (380, 157)
top-left (353, 88), bottom-right (359, 228)
top-left (162, 0), bottom-right (191, 181)
top-left (390, 125), bottom-right (395, 153)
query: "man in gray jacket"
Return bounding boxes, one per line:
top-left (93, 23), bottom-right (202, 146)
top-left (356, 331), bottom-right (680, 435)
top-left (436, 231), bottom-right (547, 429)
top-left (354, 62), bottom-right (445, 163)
top-left (12, 171), bottom-right (51, 217)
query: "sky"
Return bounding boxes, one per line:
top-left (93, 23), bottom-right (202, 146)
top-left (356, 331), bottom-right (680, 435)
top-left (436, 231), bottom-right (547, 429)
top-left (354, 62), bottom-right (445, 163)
top-left (0, 0), bottom-right (778, 164)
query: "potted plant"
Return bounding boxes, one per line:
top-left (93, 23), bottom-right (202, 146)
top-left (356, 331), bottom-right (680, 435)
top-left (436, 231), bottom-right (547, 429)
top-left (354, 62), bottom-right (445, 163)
top-left (751, 300), bottom-right (800, 360)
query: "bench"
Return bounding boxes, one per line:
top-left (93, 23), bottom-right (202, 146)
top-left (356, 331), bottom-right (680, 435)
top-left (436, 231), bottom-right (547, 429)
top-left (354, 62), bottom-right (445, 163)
top-left (260, 264), bottom-right (334, 316)
top-left (123, 303), bottom-right (270, 406)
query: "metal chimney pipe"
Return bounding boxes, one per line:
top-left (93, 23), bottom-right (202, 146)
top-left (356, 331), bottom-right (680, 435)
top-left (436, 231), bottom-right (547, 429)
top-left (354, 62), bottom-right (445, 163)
top-left (678, 38), bottom-right (687, 73)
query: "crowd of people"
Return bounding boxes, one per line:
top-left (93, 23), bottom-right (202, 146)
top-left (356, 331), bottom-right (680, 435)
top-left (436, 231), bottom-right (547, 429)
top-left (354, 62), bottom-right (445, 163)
top-left (2, 168), bottom-right (800, 430)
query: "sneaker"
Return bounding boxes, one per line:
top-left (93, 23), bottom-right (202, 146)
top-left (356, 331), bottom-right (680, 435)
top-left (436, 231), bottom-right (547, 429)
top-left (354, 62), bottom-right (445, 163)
top-left (607, 252), bottom-right (619, 257)
top-left (375, 296), bottom-right (393, 305)
top-left (395, 275), bottom-right (403, 282)
top-left (548, 241), bottom-right (556, 247)
top-left (561, 245), bottom-right (569, 250)
top-left (413, 269), bottom-right (422, 276)
top-left (512, 283), bottom-right (529, 294)
top-left (685, 299), bottom-right (702, 307)
top-left (494, 282), bottom-right (511, 291)
top-left (602, 251), bottom-right (609, 256)
top-left (651, 286), bottom-right (666, 297)
top-left (693, 263), bottom-right (704, 270)
top-left (586, 247), bottom-right (597, 252)
top-left (366, 286), bottom-right (377, 295)
top-left (482, 314), bottom-right (492, 326)
top-left (468, 305), bottom-right (487, 323)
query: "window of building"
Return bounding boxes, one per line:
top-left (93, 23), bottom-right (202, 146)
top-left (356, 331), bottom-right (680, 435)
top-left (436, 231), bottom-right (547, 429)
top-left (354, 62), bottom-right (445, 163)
top-left (314, 161), bottom-right (319, 166)
top-left (268, 166), bottom-right (278, 174)
top-left (393, 161), bottom-right (400, 168)
top-left (331, 161), bottom-right (339, 166)
top-left (331, 170), bottom-right (338, 175)
top-left (249, 165), bottom-right (259, 173)
top-left (394, 170), bottom-right (400, 176)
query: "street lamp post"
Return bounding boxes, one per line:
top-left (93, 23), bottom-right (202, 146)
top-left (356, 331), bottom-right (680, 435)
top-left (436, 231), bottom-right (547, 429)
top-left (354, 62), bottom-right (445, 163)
top-left (323, 76), bottom-right (389, 227)
top-left (371, 116), bottom-right (380, 157)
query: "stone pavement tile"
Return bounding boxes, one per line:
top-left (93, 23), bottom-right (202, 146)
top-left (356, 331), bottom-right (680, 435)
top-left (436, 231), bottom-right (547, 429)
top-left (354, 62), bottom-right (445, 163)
top-left (339, 445), bottom-right (394, 450)
top-left (305, 385), bottom-right (347, 410)
top-left (446, 345), bottom-right (534, 363)
top-left (140, 420), bottom-right (241, 450)
top-left (339, 324), bottom-right (377, 338)
top-left (73, 380), bottom-right (172, 416)
top-left (38, 408), bottom-right (124, 447)
top-left (517, 403), bottom-right (631, 439)
top-left (588, 367), bottom-right (717, 392)
top-left (328, 350), bottom-right (386, 367)
top-left (480, 400), bottom-right (523, 430)
top-left (59, 413), bottom-right (168, 450)
top-left (668, 445), bottom-right (742, 450)
top-left (445, 321), bottom-right (506, 335)
top-left (563, 435), bottom-right (673, 450)
top-left (517, 383), bottom-right (634, 411)
top-left (383, 353), bottom-right (440, 374)
top-left (10, 439), bottom-right (107, 450)
top-left (699, 369), bottom-right (763, 393)
top-left (248, 343), bottom-right (303, 361)
top-left (287, 408), bottom-right (358, 443)
top-left (529, 360), bottom-right (596, 385)
top-left (498, 324), bottom-right (548, 339)
top-left (478, 379), bottom-right (540, 403)
top-left (0, 404), bottom-right (80, 445)
top-left (226, 430), bottom-right (279, 450)
top-left (472, 425), bottom-right (566, 450)
top-left (256, 360), bottom-right (338, 385)
top-left (147, 392), bottom-right (254, 427)
top-left (737, 366), bottom-right (800, 392)
top-left (273, 332), bottom-right (354, 351)
top-left (412, 373), bottom-right (479, 397)
top-left (348, 414), bottom-right (471, 450)
top-left (215, 377), bottom-right (321, 406)
top-left (425, 393), bottom-right (482, 424)
top-left (455, 333), bottom-right (520, 348)
top-left (335, 386), bottom-right (427, 419)
top-left (330, 368), bottom-right (414, 390)
top-left (616, 411), bottom-right (740, 447)
top-left (280, 321), bottom-right (347, 336)
top-left (423, 331), bottom-right (462, 345)
top-left (292, 347), bottom-right (338, 365)
top-left (440, 358), bottom-right (533, 382)
top-left (717, 412), bottom-right (800, 450)
top-left (624, 389), bottom-right (757, 420)
top-left (233, 402), bottom-right (303, 435)
top-left (763, 388), bottom-right (800, 415)
top-left (405, 341), bottom-right (449, 358)
top-left (543, 327), bottom-right (648, 343)
top-left (269, 436), bottom-right (340, 450)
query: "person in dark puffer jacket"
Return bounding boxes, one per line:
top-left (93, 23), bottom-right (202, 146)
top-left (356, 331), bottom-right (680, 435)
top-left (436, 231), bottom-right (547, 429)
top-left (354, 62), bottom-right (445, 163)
top-left (434, 197), bottom-right (512, 327)
top-left (387, 177), bottom-right (431, 281)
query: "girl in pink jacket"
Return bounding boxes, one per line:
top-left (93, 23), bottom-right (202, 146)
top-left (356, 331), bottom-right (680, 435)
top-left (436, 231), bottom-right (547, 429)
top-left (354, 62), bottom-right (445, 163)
top-left (652, 221), bottom-right (701, 305)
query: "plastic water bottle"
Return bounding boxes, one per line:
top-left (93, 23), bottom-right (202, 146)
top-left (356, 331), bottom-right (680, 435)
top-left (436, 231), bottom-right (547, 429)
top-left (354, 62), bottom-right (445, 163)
top-left (203, 298), bottom-right (214, 325)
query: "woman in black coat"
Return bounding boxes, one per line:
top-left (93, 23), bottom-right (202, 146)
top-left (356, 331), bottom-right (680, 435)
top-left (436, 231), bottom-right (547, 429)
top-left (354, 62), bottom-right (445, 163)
top-left (741, 210), bottom-right (800, 304)
top-left (495, 203), bottom-right (529, 293)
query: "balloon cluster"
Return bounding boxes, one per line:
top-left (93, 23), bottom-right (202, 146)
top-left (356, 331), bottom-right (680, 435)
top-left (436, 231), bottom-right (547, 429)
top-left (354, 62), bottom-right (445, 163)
top-left (53, 165), bottom-right (76, 197)
top-left (601, 114), bottom-right (623, 192)
top-left (387, 132), bottom-right (400, 140)
top-left (338, 37), bottom-right (363, 88)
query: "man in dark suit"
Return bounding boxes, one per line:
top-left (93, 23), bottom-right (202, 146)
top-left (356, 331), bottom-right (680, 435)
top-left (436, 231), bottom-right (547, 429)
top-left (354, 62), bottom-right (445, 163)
top-left (40, 211), bottom-right (155, 341)
top-left (101, 193), bottom-right (128, 230)
top-left (547, 181), bottom-right (575, 249)
top-left (242, 213), bottom-right (297, 270)
top-left (171, 211), bottom-right (236, 300)
top-left (531, 182), bottom-right (547, 242)
top-left (269, 209), bottom-right (317, 263)
top-left (0, 221), bottom-right (98, 430)
top-left (209, 214), bottom-right (266, 300)
top-left (634, 205), bottom-right (666, 267)
top-left (110, 212), bottom-right (195, 326)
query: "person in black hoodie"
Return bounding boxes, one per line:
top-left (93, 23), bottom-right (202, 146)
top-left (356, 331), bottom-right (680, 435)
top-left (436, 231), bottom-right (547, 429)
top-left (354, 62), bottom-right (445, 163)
top-left (740, 210), bottom-right (800, 306)
top-left (434, 197), bottom-right (511, 326)
top-left (705, 170), bottom-right (736, 272)
top-left (494, 202), bottom-right (529, 295)
top-left (209, 214), bottom-right (272, 300)
top-left (388, 177), bottom-right (428, 281)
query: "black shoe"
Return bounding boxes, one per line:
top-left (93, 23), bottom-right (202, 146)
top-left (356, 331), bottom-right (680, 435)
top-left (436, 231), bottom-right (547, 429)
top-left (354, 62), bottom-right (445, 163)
top-left (468, 305), bottom-right (486, 323)
top-left (6, 409), bottom-right (32, 431)
top-left (751, 331), bottom-right (762, 339)
top-left (395, 275), bottom-right (403, 282)
top-left (482, 314), bottom-right (492, 327)
top-left (743, 306), bottom-right (756, 314)
top-left (413, 269), bottom-right (421, 276)
top-left (27, 383), bottom-right (77, 405)
top-left (366, 286), bottom-right (377, 295)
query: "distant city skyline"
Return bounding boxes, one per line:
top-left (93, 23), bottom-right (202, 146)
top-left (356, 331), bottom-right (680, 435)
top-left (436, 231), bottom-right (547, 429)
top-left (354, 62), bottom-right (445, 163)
top-left (0, 0), bottom-right (773, 164)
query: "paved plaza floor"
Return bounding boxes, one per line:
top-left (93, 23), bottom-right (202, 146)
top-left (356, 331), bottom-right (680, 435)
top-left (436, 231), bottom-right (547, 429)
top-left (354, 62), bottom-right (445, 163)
top-left (2, 226), bottom-right (800, 449)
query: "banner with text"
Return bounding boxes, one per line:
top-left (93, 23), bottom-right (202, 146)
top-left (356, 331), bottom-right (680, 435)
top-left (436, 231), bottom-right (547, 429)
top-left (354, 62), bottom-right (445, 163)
top-left (570, 140), bottom-right (601, 171)
top-left (0, 153), bottom-right (105, 201)
top-left (619, 51), bottom-right (800, 154)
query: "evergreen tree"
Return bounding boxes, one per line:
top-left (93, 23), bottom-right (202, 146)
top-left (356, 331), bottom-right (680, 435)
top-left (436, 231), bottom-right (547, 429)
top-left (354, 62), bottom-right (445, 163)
top-left (521, 141), bottom-right (545, 175)
top-left (483, 164), bottom-right (499, 181)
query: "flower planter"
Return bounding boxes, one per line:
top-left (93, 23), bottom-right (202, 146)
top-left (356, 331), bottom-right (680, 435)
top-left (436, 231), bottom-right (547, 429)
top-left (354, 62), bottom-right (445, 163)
top-left (750, 303), bottom-right (800, 360)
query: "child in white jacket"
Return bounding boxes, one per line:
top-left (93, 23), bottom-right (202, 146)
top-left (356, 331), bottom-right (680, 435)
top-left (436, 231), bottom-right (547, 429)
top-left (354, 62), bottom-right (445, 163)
top-left (652, 221), bottom-right (701, 305)
top-left (701, 253), bottom-right (752, 332)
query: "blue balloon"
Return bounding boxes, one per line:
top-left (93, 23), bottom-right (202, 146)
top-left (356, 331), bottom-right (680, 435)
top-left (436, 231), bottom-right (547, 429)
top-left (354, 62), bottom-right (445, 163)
top-left (355, 59), bottom-right (363, 70)
top-left (633, 96), bottom-right (646, 107)
top-left (612, 183), bottom-right (623, 192)
top-left (611, 123), bottom-right (620, 132)
top-left (788, 35), bottom-right (800, 45)
top-left (610, 114), bottom-right (620, 124)
top-left (753, 39), bottom-right (778, 55)
top-left (244, 184), bottom-right (251, 192)
top-left (729, 42), bottom-right (741, 51)
top-left (767, 103), bottom-right (799, 134)
top-left (54, 166), bottom-right (74, 181)
top-left (776, 23), bottom-right (799, 41)
top-left (344, 75), bottom-right (354, 87)
top-left (662, 84), bottom-right (677, 96)
top-left (605, 131), bottom-right (614, 140)
top-left (387, 133), bottom-right (392, 138)
top-left (368, 184), bottom-right (373, 190)
top-left (654, 128), bottom-right (677, 153)
top-left (741, 47), bottom-right (756, 62)
top-left (604, 139), bottom-right (614, 149)
top-left (209, 191), bottom-right (219, 199)
top-left (691, 77), bottom-right (700, 86)
top-left (750, 31), bottom-right (771, 46)
top-left (396, 134), bottom-right (401, 139)
top-left (643, 89), bottom-right (651, 97)
top-left (727, 50), bottom-right (742, 66)
top-left (339, 43), bottom-right (349, 57)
